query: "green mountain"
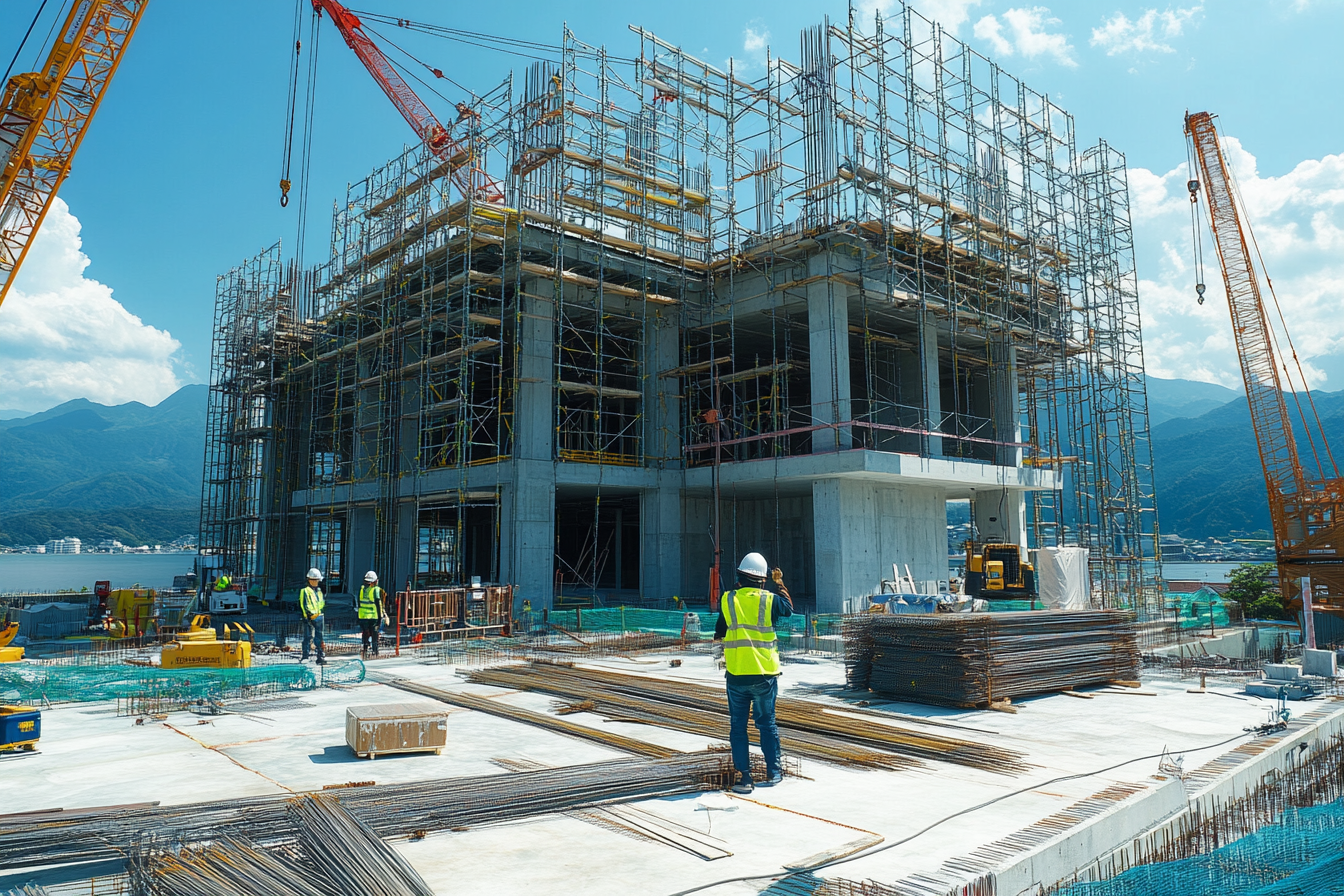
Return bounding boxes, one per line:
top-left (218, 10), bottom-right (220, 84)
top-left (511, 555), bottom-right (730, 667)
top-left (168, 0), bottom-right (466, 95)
top-left (1145, 376), bottom-right (1241, 426)
top-left (0, 385), bottom-right (207, 547)
top-left (1150, 386), bottom-right (1344, 539)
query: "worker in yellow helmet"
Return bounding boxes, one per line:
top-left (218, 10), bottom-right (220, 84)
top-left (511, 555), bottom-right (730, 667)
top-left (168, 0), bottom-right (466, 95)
top-left (356, 571), bottom-right (387, 657)
top-left (299, 568), bottom-right (327, 666)
top-left (711, 552), bottom-right (793, 794)
top-left (213, 574), bottom-right (232, 592)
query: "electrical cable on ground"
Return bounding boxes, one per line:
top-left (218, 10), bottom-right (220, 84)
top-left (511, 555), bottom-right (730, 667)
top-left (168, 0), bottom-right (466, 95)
top-left (663, 728), bottom-right (1259, 896)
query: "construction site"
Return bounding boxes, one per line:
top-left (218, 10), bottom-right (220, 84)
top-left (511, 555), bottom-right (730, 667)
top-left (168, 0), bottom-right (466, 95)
top-left (4, 1), bottom-right (1344, 895)
top-left (199, 6), bottom-right (1160, 614)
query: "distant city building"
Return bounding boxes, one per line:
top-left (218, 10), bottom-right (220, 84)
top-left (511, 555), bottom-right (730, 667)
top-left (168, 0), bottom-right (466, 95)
top-left (96, 539), bottom-right (127, 553)
top-left (21, 545), bottom-right (46, 554)
top-left (44, 536), bottom-right (81, 554)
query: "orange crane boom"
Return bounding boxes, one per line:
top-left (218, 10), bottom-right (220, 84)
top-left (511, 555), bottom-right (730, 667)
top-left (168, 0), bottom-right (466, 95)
top-left (0, 0), bottom-right (149, 310)
top-left (311, 0), bottom-right (504, 204)
top-left (1185, 111), bottom-right (1344, 615)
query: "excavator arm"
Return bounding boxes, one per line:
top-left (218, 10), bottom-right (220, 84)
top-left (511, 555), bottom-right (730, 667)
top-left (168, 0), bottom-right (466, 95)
top-left (311, 0), bottom-right (504, 203)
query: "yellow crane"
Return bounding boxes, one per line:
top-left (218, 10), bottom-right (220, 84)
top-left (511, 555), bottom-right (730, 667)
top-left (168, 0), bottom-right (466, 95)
top-left (0, 0), bottom-right (148, 310)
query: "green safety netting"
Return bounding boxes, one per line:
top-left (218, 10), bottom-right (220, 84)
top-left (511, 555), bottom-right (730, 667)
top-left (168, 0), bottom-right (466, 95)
top-left (536, 608), bottom-right (847, 641)
top-left (0, 659), bottom-right (365, 706)
top-left (1057, 801), bottom-right (1344, 896)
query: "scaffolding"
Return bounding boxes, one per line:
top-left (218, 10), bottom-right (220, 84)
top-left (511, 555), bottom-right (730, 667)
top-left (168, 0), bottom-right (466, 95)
top-left (204, 0), bottom-right (1161, 612)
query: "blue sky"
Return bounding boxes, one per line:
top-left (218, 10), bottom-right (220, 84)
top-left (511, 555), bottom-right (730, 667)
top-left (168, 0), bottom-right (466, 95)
top-left (1, 0), bottom-right (1342, 411)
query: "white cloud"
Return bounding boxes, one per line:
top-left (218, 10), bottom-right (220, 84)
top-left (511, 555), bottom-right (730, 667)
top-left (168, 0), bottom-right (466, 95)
top-left (1091, 6), bottom-right (1201, 55)
top-left (974, 7), bottom-right (1078, 67)
top-left (861, 0), bottom-right (983, 34)
top-left (1133, 140), bottom-right (1344, 390)
top-left (0, 199), bottom-right (185, 412)
top-left (737, 23), bottom-right (771, 72)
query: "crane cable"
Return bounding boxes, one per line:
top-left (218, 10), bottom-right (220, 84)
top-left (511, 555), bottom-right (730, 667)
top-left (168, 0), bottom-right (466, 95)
top-left (1224, 155), bottom-right (1340, 482)
top-left (279, 0), bottom-right (305, 208)
top-left (1, 0), bottom-right (52, 90)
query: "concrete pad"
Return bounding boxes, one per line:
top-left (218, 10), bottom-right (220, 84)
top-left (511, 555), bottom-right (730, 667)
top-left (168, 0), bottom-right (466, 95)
top-left (4, 649), bottom-right (1343, 896)
top-left (1303, 648), bottom-right (1337, 678)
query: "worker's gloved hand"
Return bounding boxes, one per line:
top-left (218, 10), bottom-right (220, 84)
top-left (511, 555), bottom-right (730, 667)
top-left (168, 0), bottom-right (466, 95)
top-left (381, 614), bottom-right (390, 626)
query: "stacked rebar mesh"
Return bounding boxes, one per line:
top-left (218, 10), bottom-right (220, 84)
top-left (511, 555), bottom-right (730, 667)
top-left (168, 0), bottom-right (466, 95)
top-left (845, 611), bottom-right (1141, 707)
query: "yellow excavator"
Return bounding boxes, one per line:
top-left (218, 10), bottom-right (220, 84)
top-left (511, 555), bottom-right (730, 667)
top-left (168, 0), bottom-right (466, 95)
top-left (963, 541), bottom-right (1038, 601)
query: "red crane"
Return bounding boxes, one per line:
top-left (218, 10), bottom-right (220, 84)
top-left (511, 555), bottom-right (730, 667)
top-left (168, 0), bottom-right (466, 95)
top-left (1185, 111), bottom-right (1344, 624)
top-left (307, 0), bottom-right (504, 204)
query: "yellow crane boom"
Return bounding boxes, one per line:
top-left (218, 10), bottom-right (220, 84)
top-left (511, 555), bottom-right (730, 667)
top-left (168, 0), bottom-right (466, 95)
top-left (0, 0), bottom-right (148, 309)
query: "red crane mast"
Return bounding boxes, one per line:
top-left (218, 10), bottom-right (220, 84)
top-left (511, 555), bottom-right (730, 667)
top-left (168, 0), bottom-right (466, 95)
top-left (311, 0), bottom-right (504, 203)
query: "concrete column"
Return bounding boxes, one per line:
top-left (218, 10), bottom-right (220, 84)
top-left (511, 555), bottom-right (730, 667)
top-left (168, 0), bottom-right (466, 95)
top-left (920, 311), bottom-right (943, 457)
top-left (647, 310), bottom-right (682, 462)
top-left (989, 339), bottom-right (1020, 468)
top-left (807, 255), bottom-right (851, 453)
top-left (503, 278), bottom-right (557, 607)
top-left (641, 471), bottom-right (685, 602)
top-left (813, 478), bottom-right (947, 614)
top-left (972, 488), bottom-right (1027, 550)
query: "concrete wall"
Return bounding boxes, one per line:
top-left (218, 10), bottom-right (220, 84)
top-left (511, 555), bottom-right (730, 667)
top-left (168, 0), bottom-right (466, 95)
top-left (681, 493), bottom-right (814, 602)
top-left (813, 478), bottom-right (947, 613)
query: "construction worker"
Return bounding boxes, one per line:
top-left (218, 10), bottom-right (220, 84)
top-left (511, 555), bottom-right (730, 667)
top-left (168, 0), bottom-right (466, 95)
top-left (357, 571), bottom-right (387, 657)
top-left (300, 568), bottom-right (327, 665)
top-left (712, 552), bottom-right (793, 794)
top-left (213, 574), bottom-right (231, 593)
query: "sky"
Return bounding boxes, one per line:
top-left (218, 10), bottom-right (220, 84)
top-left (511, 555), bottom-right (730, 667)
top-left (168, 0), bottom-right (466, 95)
top-left (0, 0), bottom-right (1342, 412)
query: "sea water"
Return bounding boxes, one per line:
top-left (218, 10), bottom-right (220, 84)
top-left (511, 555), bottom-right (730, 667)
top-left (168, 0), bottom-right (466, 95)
top-left (0, 553), bottom-right (194, 593)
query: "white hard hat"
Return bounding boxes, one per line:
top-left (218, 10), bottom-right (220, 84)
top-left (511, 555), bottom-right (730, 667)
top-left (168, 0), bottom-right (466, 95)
top-left (306, 567), bottom-right (324, 581)
top-left (364, 571), bottom-right (378, 583)
top-left (737, 552), bottom-right (769, 579)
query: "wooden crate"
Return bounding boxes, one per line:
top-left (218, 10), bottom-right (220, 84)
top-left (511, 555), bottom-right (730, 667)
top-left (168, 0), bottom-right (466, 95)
top-left (345, 703), bottom-right (448, 759)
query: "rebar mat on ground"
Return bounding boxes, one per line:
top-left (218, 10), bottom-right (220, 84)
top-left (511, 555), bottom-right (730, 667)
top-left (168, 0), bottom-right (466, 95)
top-left (844, 611), bottom-right (1140, 707)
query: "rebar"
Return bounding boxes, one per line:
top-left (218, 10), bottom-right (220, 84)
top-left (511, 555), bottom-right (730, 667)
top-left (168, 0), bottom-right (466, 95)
top-left (845, 610), bottom-right (1141, 707)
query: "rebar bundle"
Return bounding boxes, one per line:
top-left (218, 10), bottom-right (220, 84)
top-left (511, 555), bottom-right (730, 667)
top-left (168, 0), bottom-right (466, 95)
top-left (458, 662), bottom-right (1025, 773)
top-left (845, 611), bottom-right (1141, 707)
top-left (0, 752), bottom-right (735, 871)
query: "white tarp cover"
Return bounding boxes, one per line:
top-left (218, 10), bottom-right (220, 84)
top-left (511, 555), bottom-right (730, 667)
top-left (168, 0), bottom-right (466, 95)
top-left (1036, 547), bottom-right (1091, 609)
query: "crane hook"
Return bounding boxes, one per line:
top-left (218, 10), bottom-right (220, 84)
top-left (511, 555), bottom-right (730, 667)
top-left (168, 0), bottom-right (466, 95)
top-left (279, 178), bottom-right (291, 208)
top-left (1195, 282), bottom-right (1206, 305)
top-left (1187, 179), bottom-right (1200, 203)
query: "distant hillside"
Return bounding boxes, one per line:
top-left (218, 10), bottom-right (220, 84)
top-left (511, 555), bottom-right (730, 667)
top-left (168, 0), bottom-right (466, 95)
top-left (1150, 388), bottom-right (1344, 539)
top-left (0, 385), bottom-right (207, 547)
top-left (1145, 376), bottom-right (1241, 426)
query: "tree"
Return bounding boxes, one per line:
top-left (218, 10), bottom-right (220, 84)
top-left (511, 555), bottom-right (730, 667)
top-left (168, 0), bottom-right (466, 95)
top-left (1224, 562), bottom-right (1289, 620)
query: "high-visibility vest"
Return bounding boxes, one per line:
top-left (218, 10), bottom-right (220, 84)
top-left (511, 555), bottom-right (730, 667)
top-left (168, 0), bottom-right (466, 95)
top-left (722, 587), bottom-right (780, 676)
top-left (300, 586), bottom-right (325, 618)
top-left (358, 585), bottom-right (383, 619)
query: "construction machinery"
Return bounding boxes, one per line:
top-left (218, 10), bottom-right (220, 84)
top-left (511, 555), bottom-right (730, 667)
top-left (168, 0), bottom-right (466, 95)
top-left (1185, 112), bottom-right (1344, 617)
top-left (0, 621), bottom-right (23, 663)
top-left (963, 542), bottom-right (1038, 601)
top-left (160, 615), bottom-right (254, 669)
top-left (0, 0), bottom-right (149, 309)
top-left (0, 705), bottom-right (40, 752)
top-left (103, 586), bottom-right (156, 638)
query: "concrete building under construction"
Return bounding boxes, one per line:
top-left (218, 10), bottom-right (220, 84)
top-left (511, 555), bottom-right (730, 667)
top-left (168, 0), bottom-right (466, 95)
top-left (200, 4), bottom-right (1160, 612)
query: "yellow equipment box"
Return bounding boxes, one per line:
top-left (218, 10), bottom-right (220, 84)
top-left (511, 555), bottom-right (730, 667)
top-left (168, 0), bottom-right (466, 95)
top-left (161, 638), bottom-right (251, 669)
top-left (0, 704), bottom-right (40, 751)
top-left (0, 646), bottom-right (23, 664)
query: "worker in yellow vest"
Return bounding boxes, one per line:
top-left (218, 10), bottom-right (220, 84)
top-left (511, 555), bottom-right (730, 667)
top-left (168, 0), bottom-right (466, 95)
top-left (299, 567), bottom-right (327, 665)
top-left (712, 552), bottom-right (793, 794)
top-left (357, 571), bottom-right (388, 657)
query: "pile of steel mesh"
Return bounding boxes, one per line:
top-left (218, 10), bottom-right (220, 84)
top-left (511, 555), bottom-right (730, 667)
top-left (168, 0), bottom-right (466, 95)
top-left (845, 610), bottom-right (1141, 707)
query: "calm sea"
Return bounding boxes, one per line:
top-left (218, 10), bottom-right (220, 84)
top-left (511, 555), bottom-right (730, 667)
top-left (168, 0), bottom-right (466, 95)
top-left (0, 553), bottom-right (195, 593)
top-left (1159, 562), bottom-right (1244, 583)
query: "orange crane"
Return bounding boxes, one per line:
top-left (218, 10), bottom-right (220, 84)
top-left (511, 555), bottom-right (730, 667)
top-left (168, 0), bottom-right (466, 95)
top-left (302, 0), bottom-right (504, 205)
top-left (1185, 111), bottom-right (1344, 624)
top-left (0, 0), bottom-right (149, 310)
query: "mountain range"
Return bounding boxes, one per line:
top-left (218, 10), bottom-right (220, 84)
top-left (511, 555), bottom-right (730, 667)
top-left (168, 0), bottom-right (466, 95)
top-left (0, 385), bottom-right (207, 547)
top-left (2, 376), bottom-right (1339, 547)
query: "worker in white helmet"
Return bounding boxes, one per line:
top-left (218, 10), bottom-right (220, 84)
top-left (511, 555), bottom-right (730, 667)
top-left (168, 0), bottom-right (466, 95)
top-left (299, 567), bottom-right (327, 665)
top-left (712, 551), bottom-right (793, 794)
top-left (356, 571), bottom-right (388, 657)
